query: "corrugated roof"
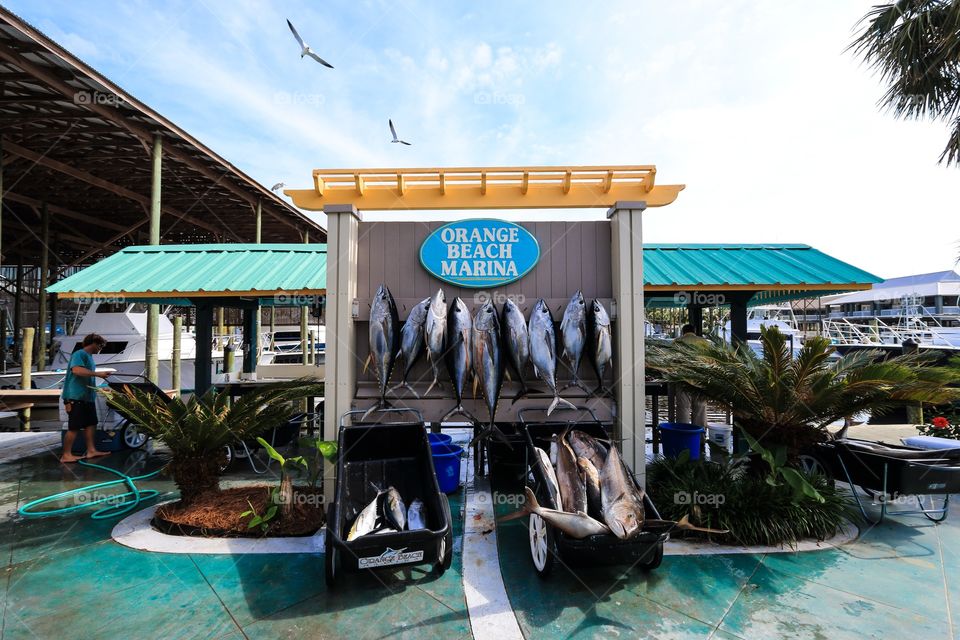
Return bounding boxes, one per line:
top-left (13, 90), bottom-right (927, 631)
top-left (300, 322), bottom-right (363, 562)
top-left (643, 245), bottom-right (881, 288)
top-left (48, 244), bottom-right (326, 300)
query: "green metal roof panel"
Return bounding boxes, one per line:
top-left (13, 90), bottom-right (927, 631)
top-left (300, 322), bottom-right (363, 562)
top-left (642, 245), bottom-right (881, 287)
top-left (48, 244), bottom-right (327, 295)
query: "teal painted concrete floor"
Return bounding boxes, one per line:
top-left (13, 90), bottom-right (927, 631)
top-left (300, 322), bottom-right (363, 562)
top-left (0, 449), bottom-right (470, 640)
top-left (2, 448), bottom-right (960, 639)
top-left (492, 458), bottom-right (960, 639)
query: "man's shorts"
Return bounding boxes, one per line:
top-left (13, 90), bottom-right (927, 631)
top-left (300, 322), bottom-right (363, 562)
top-left (65, 400), bottom-right (98, 431)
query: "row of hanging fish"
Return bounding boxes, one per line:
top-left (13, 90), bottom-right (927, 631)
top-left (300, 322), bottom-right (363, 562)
top-left (346, 486), bottom-right (428, 540)
top-left (363, 285), bottom-right (614, 431)
top-left (502, 429), bottom-right (729, 540)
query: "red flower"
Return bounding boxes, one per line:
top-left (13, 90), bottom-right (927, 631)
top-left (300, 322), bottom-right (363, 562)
top-left (932, 417), bottom-right (949, 429)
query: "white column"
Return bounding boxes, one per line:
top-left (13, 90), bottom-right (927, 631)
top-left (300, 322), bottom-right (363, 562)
top-left (608, 201), bottom-right (646, 483)
top-left (322, 204), bottom-right (361, 505)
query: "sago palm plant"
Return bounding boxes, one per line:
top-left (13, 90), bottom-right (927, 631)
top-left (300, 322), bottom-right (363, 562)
top-left (103, 380), bottom-right (324, 505)
top-left (647, 326), bottom-right (960, 454)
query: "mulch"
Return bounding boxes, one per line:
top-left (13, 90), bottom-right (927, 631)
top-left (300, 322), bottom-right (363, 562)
top-left (154, 485), bottom-right (325, 538)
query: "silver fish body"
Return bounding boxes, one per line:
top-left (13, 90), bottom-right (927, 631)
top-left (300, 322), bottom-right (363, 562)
top-left (442, 297), bottom-right (476, 422)
top-left (398, 298), bottom-right (430, 385)
top-left (501, 299), bottom-right (530, 400)
top-left (600, 445), bottom-right (645, 540)
top-left (407, 498), bottom-right (426, 530)
top-left (577, 457), bottom-right (603, 519)
top-left (382, 486), bottom-right (406, 531)
top-left (534, 446), bottom-right (562, 509)
top-left (472, 301), bottom-right (504, 431)
top-left (528, 299), bottom-right (575, 416)
top-left (424, 289), bottom-right (447, 395)
top-left (559, 291), bottom-right (587, 389)
top-left (522, 487), bottom-right (610, 539)
top-left (556, 429), bottom-right (587, 514)
top-left (347, 491), bottom-right (383, 541)
top-left (368, 285), bottom-right (400, 407)
top-left (589, 299), bottom-right (613, 394)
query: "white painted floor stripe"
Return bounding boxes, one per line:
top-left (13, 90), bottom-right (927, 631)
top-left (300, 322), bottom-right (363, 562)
top-left (461, 450), bottom-right (525, 640)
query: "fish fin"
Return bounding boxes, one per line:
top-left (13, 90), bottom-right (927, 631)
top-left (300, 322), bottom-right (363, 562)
top-left (505, 369), bottom-right (512, 382)
top-left (523, 486), bottom-right (541, 512)
top-left (676, 514), bottom-right (730, 535)
top-left (472, 375), bottom-right (479, 400)
top-left (532, 364), bottom-right (539, 378)
top-left (470, 423), bottom-right (513, 450)
top-left (441, 403), bottom-right (476, 424)
top-left (362, 353), bottom-right (372, 374)
top-left (496, 508), bottom-right (530, 523)
top-left (510, 383), bottom-right (531, 405)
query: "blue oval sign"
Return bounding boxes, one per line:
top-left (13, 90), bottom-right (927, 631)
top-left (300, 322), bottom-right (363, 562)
top-left (419, 219), bottom-right (540, 289)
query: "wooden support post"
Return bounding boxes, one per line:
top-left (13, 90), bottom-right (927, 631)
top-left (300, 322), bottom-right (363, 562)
top-left (903, 339), bottom-right (923, 424)
top-left (0, 309), bottom-right (6, 372)
top-left (322, 204), bottom-right (361, 506)
top-left (217, 308), bottom-right (225, 340)
top-left (172, 316), bottom-right (181, 397)
top-left (13, 259), bottom-right (22, 360)
top-left (223, 340), bottom-right (235, 382)
top-left (255, 198), bottom-right (262, 244)
top-left (255, 198), bottom-right (262, 350)
top-left (269, 307), bottom-right (275, 351)
top-left (729, 293), bottom-right (749, 345)
top-left (35, 203), bottom-right (49, 370)
top-left (146, 134), bottom-right (162, 384)
top-left (308, 330), bottom-right (315, 365)
top-left (20, 327), bottom-right (32, 431)
top-left (300, 307), bottom-right (308, 365)
top-left (608, 201), bottom-right (646, 482)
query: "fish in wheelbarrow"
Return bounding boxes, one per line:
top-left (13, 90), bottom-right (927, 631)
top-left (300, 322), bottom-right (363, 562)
top-left (380, 486), bottom-right (406, 531)
top-left (577, 457), bottom-right (604, 520)
top-left (528, 299), bottom-right (575, 416)
top-left (407, 499), bottom-right (427, 530)
top-left (567, 429), bottom-right (608, 471)
top-left (441, 297), bottom-right (479, 423)
top-left (588, 299), bottom-right (614, 398)
top-left (347, 489), bottom-right (385, 541)
top-left (390, 297), bottom-right (430, 397)
top-left (556, 428), bottom-right (587, 514)
top-left (501, 298), bottom-right (532, 404)
top-left (498, 487), bottom-right (610, 539)
top-left (362, 284), bottom-right (400, 419)
top-left (424, 289), bottom-right (447, 395)
top-left (469, 301), bottom-right (511, 447)
top-left (559, 291), bottom-right (588, 392)
top-left (600, 445), bottom-right (645, 540)
top-left (533, 446), bottom-right (562, 509)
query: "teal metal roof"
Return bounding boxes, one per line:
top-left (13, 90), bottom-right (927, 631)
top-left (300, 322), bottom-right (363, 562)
top-left (643, 244), bottom-right (881, 307)
top-left (644, 244), bottom-right (880, 286)
top-left (48, 244), bottom-right (326, 303)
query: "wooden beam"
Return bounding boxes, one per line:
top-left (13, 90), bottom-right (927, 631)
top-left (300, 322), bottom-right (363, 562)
top-left (2, 191), bottom-right (128, 232)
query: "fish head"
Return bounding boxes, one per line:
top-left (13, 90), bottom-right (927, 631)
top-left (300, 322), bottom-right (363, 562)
top-left (592, 299), bottom-right (610, 325)
top-left (430, 289), bottom-right (447, 316)
top-left (607, 503), bottom-right (642, 540)
top-left (474, 300), bottom-right (498, 330)
top-left (534, 299), bottom-right (550, 317)
top-left (565, 291), bottom-right (586, 318)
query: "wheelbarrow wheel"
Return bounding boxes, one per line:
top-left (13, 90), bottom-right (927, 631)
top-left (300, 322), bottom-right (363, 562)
top-left (436, 494), bottom-right (454, 575)
top-left (529, 512), bottom-right (559, 578)
top-left (120, 422), bottom-right (148, 449)
top-left (638, 544), bottom-right (664, 571)
top-left (797, 454), bottom-right (828, 477)
top-left (325, 505), bottom-right (339, 588)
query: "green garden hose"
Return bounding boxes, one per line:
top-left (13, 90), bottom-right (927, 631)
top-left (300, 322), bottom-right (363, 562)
top-left (17, 459), bottom-right (162, 520)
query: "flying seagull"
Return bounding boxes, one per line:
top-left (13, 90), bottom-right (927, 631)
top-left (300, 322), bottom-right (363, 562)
top-left (286, 19), bottom-right (334, 68)
top-left (389, 119), bottom-right (412, 145)
top-left (270, 182), bottom-right (285, 192)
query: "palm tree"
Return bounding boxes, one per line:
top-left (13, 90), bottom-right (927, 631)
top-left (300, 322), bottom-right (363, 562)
top-left (647, 326), bottom-right (960, 454)
top-left (104, 380), bottom-right (324, 505)
top-left (849, 0), bottom-right (960, 166)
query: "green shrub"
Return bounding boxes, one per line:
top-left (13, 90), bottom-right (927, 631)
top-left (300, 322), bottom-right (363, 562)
top-left (647, 455), bottom-right (852, 547)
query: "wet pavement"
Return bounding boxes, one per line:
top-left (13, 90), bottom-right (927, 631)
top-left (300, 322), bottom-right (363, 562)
top-left (0, 441), bottom-right (958, 639)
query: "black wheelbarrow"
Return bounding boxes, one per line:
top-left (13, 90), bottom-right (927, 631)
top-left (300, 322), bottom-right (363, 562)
top-left (105, 375), bottom-right (172, 450)
top-left (325, 408), bottom-right (454, 587)
top-left (811, 438), bottom-right (960, 524)
top-left (519, 407), bottom-right (670, 578)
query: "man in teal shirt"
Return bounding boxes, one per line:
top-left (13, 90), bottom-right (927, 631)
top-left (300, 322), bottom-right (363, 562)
top-left (61, 333), bottom-right (111, 463)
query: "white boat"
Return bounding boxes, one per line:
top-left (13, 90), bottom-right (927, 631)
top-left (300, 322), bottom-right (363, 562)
top-left (720, 304), bottom-right (805, 355)
top-left (265, 325), bottom-right (325, 365)
top-left (820, 270), bottom-right (960, 355)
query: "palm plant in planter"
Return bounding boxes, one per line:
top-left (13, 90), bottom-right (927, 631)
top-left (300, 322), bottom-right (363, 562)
top-left (103, 380), bottom-right (324, 505)
top-left (647, 326), bottom-right (960, 455)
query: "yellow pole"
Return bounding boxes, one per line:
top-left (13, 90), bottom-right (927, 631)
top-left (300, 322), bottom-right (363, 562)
top-left (308, 329), bottom-right (315, 365)
top-left (36, 203), bottom-right (49, 370)
top-left (146, 134), bottom-right (162, 384)
top-left (20, 327), bottom-right (33, 431)
top-left (172, 316), bottom-right (181, 397)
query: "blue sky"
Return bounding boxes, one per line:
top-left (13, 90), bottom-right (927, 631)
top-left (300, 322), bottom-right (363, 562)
top-left (7, 0), bottom-right (960, 278)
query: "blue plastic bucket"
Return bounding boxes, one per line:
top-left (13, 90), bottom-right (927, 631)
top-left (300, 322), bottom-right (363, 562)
top-left (430, 443), bottom-right (463, 493)
top-left (428, 432), bottom-right (453, 447)
top-left (659, 422), bottom-right (705, 460)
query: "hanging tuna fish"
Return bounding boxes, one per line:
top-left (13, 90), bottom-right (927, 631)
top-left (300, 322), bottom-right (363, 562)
top-left (362, 284), bottom-right (400, 419)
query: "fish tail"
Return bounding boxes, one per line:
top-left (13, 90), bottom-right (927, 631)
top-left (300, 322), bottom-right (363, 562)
top-left (469, 423), bottom-right (514, 450)
top-left (547, 395), bottom-right (577, 416)
top-left (388, 381), bottom-right (419, 399)
top-left (441, 403), bottom-right (477, 423)
top-left (510, 382), bottom-right (531, 405)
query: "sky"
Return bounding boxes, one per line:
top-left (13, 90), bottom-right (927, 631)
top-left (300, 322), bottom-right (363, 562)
top-left (6, 0), bottom-right (960, 279)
